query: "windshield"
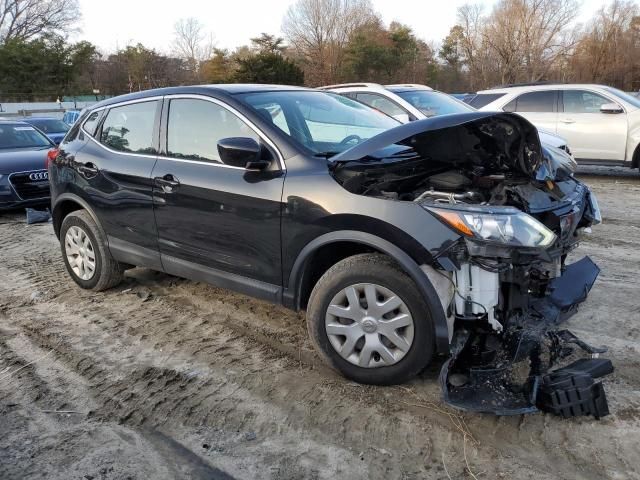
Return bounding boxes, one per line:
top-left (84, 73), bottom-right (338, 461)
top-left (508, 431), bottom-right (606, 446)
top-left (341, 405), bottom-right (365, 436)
top-left (27, 118), bottom-right (70, 133)
top-left (395, 90), bottom-right (475, 117)
top-left (239, 91), bottom-right (399, 156)
top-left (604, 87), bottom-right (640, 109)
top-left (0, 124), bottom-right (52, 149)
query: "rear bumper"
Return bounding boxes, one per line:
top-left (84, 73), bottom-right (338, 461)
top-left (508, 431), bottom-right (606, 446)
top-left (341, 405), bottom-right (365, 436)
top-left (440, 256), bottom-right (613, 417)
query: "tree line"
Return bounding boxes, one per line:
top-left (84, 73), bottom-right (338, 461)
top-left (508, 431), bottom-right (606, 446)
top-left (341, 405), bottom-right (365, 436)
top-left (0, 0), bottom-right (638, 102)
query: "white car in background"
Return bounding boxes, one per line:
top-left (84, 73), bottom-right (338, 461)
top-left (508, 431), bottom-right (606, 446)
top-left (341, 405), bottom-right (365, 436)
top-left (321, 83), bottom-right (574, 156)
top-left (467, 83), bottom-right (640, 169)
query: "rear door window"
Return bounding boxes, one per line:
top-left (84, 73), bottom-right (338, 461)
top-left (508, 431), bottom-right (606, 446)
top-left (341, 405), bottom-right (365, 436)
top-left (466, 93), bottom-right (506, 108)
top-left (506, 91), bottom-right (557, 113)
top-left (100, 101), bottom-right (158, 154)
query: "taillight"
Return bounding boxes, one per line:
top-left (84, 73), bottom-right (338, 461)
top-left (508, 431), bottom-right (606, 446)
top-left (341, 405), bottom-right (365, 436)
top-left (46, 148), bottom-right (59, 169)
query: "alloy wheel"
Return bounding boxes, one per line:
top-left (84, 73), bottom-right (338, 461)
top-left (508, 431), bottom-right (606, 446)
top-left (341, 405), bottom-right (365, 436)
top-left (64, 225), bottom-right (96, 281)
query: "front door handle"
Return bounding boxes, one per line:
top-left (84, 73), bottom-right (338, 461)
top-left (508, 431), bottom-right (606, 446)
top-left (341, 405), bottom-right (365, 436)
top-left (154, 174), bottom-right (180, 193)
top-left (77, 162), bottom-right (98, 178)
top-left (560, 118), bottom-right (576, 124)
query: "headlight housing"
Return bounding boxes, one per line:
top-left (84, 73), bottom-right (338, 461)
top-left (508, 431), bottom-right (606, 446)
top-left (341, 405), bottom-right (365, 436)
top-left (425, 205), bottom-right (557, 248)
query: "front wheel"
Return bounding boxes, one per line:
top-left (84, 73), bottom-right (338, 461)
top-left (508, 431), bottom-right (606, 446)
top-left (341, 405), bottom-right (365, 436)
top-left (306, 253), bottom-right (435, 385)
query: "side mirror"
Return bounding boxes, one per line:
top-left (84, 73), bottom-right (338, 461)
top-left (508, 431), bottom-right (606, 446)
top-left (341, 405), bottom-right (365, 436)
top-left (217, 137), bottom-right (271, 170)
top-left (600, 103), bottom-right (623, 114)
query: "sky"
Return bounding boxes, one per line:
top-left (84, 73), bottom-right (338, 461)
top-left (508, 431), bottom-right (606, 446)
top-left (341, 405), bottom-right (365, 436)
top-left (73, 0), bottom-right (610, 54)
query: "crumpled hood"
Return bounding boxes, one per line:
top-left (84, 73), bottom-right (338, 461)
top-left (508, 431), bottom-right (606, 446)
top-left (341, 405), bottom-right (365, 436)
top-left (0, 148), bottom-right (50, 174)
top-left (331, 112), bottom-right (545, 178)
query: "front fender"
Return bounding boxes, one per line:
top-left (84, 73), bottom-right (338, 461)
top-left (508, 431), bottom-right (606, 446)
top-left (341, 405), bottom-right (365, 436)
top-left (286, 230), bottom-right (450, 354)
top-left (627, 110), bottom-right (640, 165)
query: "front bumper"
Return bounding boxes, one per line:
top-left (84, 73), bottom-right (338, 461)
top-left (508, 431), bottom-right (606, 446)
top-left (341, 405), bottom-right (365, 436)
top-left (0, 173), bottom-right (50, 211)
top-left (440, 256), bottom-right (613, 417)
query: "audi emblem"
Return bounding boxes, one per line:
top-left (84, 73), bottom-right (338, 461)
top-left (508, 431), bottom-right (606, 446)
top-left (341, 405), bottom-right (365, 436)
top-left (29, 171), bottom-right (48, 181)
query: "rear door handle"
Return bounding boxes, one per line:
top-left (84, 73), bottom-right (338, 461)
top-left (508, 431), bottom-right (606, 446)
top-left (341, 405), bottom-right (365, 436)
top-left (154, 174), bottom-right (180, 193)
top-left (77, 162), bottom-right (98, 178)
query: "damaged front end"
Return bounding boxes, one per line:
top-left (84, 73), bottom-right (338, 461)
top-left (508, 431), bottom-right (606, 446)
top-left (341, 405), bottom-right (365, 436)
top-left (330, 112), bottom-right (612, 418)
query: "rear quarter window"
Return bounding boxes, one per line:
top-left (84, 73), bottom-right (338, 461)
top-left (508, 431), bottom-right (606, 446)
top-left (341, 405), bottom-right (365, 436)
top-left (467, 93), bottom-right (506, 108)
top-left (506, 91), bottom-right (557, 113)
top-left (82, 111), bottom-right (103, 137)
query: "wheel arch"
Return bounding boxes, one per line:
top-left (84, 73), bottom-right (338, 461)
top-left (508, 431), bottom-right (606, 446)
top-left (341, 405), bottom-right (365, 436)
top-left (632, 142), bottom-right (640, 169)
top-left (52, 193), bottom-right (104, 239)
top-left (285, 230), bottom-right (450, 354)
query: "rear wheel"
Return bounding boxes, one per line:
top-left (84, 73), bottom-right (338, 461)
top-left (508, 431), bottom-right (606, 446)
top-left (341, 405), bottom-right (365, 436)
top-left (306, 253), bottom-right (435, 385)
top-left (60, 210), bottom-right (124, 291)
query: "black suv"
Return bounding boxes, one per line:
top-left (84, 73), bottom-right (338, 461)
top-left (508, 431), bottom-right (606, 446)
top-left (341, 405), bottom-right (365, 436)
top-left (49, 85), bottom-right (610, 416)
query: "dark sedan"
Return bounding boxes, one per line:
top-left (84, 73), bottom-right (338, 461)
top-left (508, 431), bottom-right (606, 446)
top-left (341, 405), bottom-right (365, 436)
top-left (22, 117), bottom-right (70, 145)
top-left (0, 120), bottom-right (54, 210)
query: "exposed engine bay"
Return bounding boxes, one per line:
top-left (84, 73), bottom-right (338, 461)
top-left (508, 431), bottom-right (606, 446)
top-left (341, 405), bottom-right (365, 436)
top-left (330, 113), bottom-right (611, 418)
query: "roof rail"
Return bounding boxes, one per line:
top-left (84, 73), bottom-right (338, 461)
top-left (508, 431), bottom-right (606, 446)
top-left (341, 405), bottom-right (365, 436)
top-left (489, 81), bottom-right (567, 89)
top-left (317, 82), bottom-right (384, 90)
top-left (385, 83), bottom-right (433, 90)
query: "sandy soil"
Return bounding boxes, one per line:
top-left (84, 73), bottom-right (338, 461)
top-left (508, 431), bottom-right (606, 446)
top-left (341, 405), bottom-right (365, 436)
top-left (0, 165), bottom-right (639, 480)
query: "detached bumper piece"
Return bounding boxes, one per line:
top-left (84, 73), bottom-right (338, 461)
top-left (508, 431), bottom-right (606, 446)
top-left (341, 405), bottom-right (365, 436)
top-left (537, 358), bottom-right (613, 419)
top-left (441, 257), bottom-right (614, 418)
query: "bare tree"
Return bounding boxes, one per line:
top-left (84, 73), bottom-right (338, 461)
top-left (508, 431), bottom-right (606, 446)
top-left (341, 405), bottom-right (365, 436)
top-left (456, 4), bottom-right (494, 89)
top-left (570, 0), bottom-right (639, 89)
top-left (282, 0), bottom-right (377, 85)
top-left (172, 17), bottom-right (215, 79)
top-left (511, 0), bottom-right (579, 81)
top-left (454, 0), bottom-right (579, 88)
top-left (0, 0), bottom-right (80, 43)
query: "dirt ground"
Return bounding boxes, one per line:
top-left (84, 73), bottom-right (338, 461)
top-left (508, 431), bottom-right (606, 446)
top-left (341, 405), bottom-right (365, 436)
top-left (0, 165), bottom-right (639, 480)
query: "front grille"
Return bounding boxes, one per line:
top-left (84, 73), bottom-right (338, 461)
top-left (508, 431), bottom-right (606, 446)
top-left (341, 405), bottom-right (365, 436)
top-left (9, 170), bottom-right (50, 200)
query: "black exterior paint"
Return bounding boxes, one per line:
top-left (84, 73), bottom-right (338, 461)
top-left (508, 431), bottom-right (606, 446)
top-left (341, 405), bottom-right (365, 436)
top-left (49, 85), bottom-right (563, 355)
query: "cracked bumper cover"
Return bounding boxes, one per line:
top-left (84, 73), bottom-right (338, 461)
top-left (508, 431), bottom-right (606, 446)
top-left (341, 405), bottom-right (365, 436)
top-left (439, 256), bottom-right (613, 417)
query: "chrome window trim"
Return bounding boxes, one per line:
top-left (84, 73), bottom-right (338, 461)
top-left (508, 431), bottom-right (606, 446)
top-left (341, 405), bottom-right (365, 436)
top-left (164, 94), bottom-right (286, 170)
top-left (498, 88), bottom-right (629, 114)
top-left (88, 95), bottom-right (165, 113)
top-left (81, 98), bottom-right (162, 160)
top-left (81, 94), bottom-right (286, 171)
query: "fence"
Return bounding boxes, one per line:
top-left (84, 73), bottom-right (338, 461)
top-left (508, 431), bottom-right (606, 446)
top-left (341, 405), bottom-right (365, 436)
top-left (0, 101), bottom-right (98, 119)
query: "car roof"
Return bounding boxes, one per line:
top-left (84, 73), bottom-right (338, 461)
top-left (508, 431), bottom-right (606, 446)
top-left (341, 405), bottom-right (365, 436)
top-left (477, 83), bottom-right (609, 94)
top-left (91, 84), bottom-right (312, 110)
top-left (385, 84), bottom-right (434, 92)
top-left (23, 117), bottom-right (61, 121)
top-left (0, 120), bottom-right (29, 126)
top-left (318, 83), bottom-right (386, 91)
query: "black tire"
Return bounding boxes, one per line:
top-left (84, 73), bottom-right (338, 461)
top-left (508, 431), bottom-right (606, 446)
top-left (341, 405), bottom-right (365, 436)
top-left (306, 253), bottom-right (435, 385)
top-left (60, 210), bottom-right (124, 291)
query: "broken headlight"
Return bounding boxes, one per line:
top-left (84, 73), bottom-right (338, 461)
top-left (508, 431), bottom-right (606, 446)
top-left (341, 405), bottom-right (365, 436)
top-left (426, 205), bottom-right (557, 248)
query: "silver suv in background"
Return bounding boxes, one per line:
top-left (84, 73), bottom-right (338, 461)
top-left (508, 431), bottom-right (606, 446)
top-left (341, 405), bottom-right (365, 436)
top-left (321, 83), bottom-right (574, 155)
top-left (466, 83), bottom-right (640, 168)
